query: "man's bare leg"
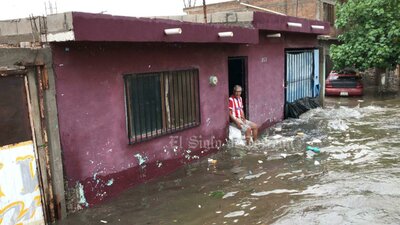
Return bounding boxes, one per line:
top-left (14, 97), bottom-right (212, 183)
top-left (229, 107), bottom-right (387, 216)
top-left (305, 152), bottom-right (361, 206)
top-left (247, 120), bottom-right (259, 142)
top-left (252, 128), bottom-right (258, 142)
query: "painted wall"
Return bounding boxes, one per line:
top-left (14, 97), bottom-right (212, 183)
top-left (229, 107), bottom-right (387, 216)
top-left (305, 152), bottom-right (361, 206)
top-left (51, 33), bottom-right (319, 207)
top-left (52, 42), bottom-right (235, 206)
top-left (228, 32), bottom-right (319, 129)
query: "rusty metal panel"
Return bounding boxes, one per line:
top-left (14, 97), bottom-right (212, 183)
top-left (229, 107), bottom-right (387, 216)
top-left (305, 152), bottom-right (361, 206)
top-left (0, 76), bottom-right (32, 146)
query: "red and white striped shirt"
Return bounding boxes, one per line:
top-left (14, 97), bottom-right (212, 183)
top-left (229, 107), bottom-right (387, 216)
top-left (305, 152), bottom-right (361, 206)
top-left (229, 95), bottom-right (244, 119)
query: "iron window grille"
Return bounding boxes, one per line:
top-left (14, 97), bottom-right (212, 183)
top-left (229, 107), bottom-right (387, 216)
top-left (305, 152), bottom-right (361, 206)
top-left (323, 3), bottom-right (335, 25)
top-left (124, 69), bottom-right (200, 144)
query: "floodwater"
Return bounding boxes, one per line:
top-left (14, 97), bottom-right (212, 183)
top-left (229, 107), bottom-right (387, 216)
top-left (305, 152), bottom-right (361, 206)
top-left (56, 94), bottom-right (400, 225)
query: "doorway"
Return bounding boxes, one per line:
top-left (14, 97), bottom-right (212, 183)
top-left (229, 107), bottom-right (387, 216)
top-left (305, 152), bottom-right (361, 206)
top-left (228, 57), bottom-right (248, 116)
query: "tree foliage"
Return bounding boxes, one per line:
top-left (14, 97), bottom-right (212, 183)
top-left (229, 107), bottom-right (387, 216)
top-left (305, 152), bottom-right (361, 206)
top-left (330, 0), bottom-right (400, 70)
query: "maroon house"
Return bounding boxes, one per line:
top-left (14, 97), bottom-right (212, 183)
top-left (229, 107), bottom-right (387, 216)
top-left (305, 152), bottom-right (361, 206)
top-left (0, 10), bottom-right (328, 219)
top-left (54, 11), bottom-right (328, 206)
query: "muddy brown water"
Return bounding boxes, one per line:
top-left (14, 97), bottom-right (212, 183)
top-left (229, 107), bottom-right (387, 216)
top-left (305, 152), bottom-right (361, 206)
top-left (56, 94), bottom-right (400, 225)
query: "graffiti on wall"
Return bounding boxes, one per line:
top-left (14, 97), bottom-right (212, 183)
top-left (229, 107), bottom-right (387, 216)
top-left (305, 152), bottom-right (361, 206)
top-left (0, 141), bottom-right (44, 225)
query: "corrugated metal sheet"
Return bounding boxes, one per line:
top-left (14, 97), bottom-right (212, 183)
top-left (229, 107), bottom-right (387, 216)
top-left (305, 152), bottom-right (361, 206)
top-left (313, 49), bottom-right (320, 96)
top-left (285, 49), bottom-right (319, 103)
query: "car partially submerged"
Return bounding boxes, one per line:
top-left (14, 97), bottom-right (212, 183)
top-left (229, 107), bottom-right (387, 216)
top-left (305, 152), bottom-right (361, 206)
top-left (325, 70), bottom-right (363, 96)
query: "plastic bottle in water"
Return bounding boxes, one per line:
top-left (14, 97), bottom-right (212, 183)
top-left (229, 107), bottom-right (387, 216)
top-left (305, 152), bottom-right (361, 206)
top-left (306, 146), bottom-right (320, 153)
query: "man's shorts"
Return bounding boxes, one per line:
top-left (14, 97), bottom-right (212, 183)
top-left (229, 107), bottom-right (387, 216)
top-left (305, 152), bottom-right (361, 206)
top-left (231, 120), bottom-right (251, 135)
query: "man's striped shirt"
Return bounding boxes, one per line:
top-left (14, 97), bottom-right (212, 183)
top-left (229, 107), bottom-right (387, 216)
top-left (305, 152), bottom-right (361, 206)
top-left (229, 95), bottom-right (243, 119)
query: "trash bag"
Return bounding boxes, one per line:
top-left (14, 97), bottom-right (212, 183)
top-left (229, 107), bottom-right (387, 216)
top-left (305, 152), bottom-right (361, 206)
top-left (285, 97), bottom-right (320, 119)
top-left (228, 125), bottom-right (245, 146)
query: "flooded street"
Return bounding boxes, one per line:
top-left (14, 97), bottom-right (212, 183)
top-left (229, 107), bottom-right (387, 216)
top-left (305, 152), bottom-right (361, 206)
top-left (57, 94), bottom-right (400, 225)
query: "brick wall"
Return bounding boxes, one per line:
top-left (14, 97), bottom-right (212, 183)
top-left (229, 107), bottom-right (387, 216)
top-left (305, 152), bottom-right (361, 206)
top-left (184, 0), bottom-right (341, 37)
top-left (184, 0), bottom-right (318, 20)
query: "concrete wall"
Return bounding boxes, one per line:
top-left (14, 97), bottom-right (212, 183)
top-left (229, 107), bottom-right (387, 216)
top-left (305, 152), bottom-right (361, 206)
top-left (0, 13), bottom-right (73, 45)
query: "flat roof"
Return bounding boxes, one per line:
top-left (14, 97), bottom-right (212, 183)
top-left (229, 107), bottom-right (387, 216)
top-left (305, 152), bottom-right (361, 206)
top-left (70, 12), bottom-right (259, 44)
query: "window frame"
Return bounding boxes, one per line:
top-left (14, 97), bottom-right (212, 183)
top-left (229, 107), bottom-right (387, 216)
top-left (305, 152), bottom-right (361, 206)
top-left (323, 2), bottom-right (335, 26)
top-left (124, 68), bottom-right (201, 144)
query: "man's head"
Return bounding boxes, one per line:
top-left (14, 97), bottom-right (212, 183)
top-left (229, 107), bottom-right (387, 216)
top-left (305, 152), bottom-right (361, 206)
top-left (233, 85), bottom-right (242, 98)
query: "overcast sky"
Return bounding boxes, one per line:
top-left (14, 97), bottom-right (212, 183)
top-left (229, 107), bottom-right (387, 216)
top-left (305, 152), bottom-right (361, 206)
top-left (0, 0), bottom-right (232, 20)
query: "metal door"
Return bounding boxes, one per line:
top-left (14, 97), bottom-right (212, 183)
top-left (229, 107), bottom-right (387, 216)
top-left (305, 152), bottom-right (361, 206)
top-left (285, 49), bottom-right (320, 103)
top-left (0, 75), bottom-right (45, 224)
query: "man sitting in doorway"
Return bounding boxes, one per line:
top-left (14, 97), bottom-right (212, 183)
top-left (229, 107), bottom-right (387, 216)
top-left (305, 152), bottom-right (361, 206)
top-left (229, 85), bottom-right (258, 145)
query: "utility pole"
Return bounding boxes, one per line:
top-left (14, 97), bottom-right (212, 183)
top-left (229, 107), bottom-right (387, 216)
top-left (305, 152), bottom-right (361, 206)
top-left (203, 0), bottom-right (207, 23)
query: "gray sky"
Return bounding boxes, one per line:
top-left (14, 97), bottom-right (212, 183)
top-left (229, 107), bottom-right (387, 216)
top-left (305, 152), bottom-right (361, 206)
top-left (0, 0), bottom-right (231, 20)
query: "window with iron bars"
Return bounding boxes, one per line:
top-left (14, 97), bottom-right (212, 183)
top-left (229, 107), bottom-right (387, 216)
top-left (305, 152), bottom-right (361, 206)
top-left (124, 69), bottom-right (200, 144)
top-left (323, 3), bottom-right (335, 25)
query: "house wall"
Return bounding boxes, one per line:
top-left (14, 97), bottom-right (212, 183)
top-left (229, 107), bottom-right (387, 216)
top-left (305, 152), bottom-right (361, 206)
top-left (52, 42), bottom-right (235, 206)
top-left (229, 32), bottom-right (319, 129)
top-left (51, 33), bottom-right (319, 207)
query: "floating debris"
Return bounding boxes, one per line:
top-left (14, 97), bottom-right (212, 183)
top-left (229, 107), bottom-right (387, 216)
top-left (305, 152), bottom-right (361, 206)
top-left (210, 190), bottom-right (225, 198)
top-left (251, 189), bottom-right (298, 196)
top-left (272, 134), bottom-right (283, 139)
top-left (222, 191), bottom-right (238, 199)
top-left (208, 158), bottom-right (218, 164)
top-left (224, 210), bottom-right (245, 218)
top-left (306, 146), bottom-right (320, 153)
top-left (244, 171), bottom-right (267, 180)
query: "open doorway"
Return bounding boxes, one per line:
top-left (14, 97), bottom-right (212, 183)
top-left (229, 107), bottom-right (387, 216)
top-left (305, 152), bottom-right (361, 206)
top-left (228, 57), bottom-right (248, 116)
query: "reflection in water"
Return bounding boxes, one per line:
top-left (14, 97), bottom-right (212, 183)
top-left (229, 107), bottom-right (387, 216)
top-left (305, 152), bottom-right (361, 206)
top-left (56, 96), bottom-right (400, 225)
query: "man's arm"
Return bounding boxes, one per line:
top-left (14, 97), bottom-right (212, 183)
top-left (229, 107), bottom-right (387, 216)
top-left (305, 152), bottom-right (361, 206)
top-left (229, 109), bottom-right (243, 129)
top-left (241, 109), bottom-right (246, 120)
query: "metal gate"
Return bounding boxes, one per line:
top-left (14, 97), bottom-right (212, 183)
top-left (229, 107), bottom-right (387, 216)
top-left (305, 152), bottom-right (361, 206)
top-left (285, 49), bottom-right (320, 103)
top-left (0, 72), bottom-right (45, 225)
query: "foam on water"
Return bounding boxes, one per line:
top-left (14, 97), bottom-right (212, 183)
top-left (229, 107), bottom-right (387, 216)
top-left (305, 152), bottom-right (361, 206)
top-left (267, 101), bottom-right (400, 225)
